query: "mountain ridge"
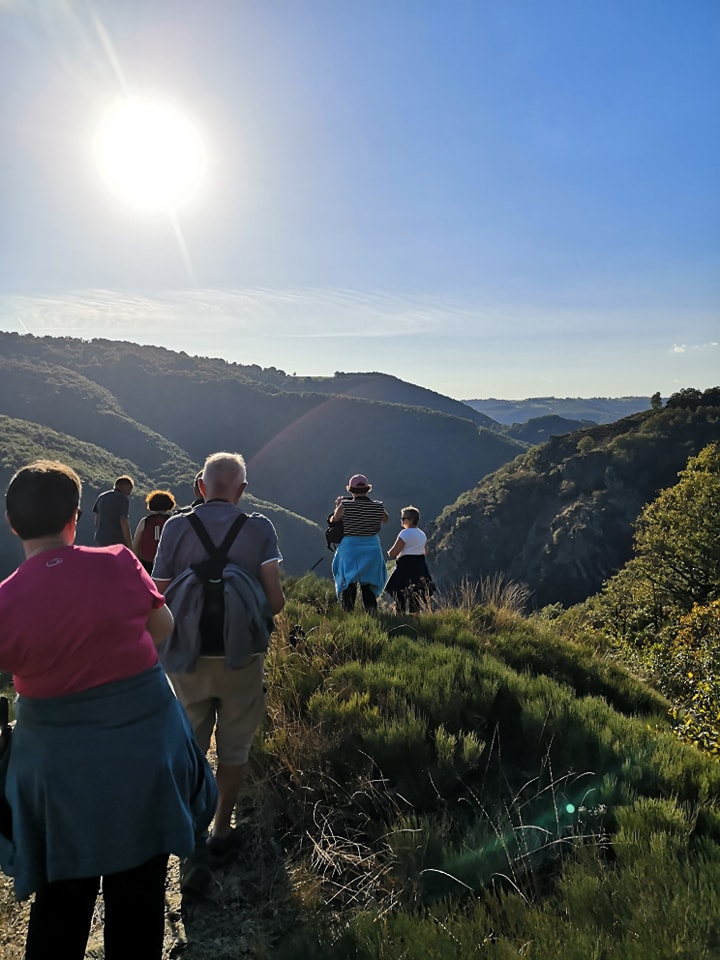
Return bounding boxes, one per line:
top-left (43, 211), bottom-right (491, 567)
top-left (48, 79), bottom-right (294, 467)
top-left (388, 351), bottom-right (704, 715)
top-left (463, 395), bottom-right (654, 424)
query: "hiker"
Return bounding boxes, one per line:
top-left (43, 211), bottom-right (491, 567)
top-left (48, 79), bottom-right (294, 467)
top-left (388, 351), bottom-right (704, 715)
top-left (132, 489), bottom-right (177, 574)
top-left (330, 473), bottom-right (389, 613)
top-left (385, 505), bottom-right (435, 613)
top-left (0, 460), bottom-right (216, 960)
top-left (177, 470), bottom-right (204, 514)
top-left (152, 451), bottom-right (284, 889)
top-left (92, 474), bottom-right (133, 547)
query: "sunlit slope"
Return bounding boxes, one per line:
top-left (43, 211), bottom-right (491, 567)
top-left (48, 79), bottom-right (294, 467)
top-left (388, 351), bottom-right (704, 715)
top-left (0, 357), bottom-right (197, 485)
top-left (190, 581), bottom-right (720, 957)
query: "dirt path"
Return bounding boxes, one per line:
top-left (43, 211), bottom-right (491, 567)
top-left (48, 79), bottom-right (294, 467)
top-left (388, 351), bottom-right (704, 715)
top-left (1, 823), bottom-right (290, 959)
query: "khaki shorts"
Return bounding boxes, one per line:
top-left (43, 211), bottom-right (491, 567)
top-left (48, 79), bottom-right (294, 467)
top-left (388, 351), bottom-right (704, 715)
top-left (169, 655), bottom-right (266, 765)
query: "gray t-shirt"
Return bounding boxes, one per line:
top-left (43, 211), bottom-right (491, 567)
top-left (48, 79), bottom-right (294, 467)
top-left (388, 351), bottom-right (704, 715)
top-left (92, 489), bottom-right (130, 546)
top-left (152, 500), bottom-right (282, 582)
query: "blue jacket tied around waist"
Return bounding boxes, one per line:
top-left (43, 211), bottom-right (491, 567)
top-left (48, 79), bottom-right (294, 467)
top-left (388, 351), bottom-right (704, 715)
top-left (0, 664), bottom-right (217, 900)
top-left (332, 535), bottom-right (388, 598)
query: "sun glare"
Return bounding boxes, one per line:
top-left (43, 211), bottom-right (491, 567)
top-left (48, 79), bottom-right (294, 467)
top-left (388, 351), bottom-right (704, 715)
top-left (94, 97), bottom-right (207, 212)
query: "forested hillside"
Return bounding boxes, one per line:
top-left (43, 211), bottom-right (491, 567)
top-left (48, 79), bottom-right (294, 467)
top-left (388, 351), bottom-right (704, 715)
top-left (430, 388), bottom-right (720, 607)
top-left (0, 333), bottom-right (525, 535)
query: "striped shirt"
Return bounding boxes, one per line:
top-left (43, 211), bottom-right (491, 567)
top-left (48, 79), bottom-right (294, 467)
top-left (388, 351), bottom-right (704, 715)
top-left (341, 497), bottom-right (386, 536)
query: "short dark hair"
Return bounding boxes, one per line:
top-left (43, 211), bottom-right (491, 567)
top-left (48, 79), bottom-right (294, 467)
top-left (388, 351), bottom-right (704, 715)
top-left (6, 460), bottom-right (82, 540)
top-left (146, 489), bottom-right (176, 512)
top-left (115, 475), bottom-right (134, 492)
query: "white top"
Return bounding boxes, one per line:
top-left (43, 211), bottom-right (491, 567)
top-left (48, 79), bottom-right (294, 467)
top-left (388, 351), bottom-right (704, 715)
top-left (396, 526), bottom-right (427, 557)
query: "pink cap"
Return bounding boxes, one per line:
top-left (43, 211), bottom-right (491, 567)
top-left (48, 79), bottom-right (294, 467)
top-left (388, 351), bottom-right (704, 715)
top-left (348, 474), bottom-right (371, 490)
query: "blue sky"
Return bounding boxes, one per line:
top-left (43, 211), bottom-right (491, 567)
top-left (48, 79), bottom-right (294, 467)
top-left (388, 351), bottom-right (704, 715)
top-left (0, 0), bottom-right (717, 399)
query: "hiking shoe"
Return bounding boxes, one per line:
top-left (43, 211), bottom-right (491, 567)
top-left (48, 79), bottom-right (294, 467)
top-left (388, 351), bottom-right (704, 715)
top-left (180, 838), bottom-right (212, 896)
top-left (207, 828), bottom-right (243, 867)
top-left (180, 859), bottom-right (213, 896)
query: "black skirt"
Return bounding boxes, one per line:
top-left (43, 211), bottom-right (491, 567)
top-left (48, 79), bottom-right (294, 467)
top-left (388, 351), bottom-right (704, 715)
top-left (385, 555), bottom-right (435, 597)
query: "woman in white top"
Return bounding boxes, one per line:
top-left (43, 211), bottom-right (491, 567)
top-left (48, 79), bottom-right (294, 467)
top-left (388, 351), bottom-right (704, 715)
top-left (385, 505), bottom-right (435, 613)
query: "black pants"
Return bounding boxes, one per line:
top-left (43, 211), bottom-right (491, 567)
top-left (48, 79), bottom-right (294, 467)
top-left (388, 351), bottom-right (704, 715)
top-left (395, 584), bottom-right (431, 613)
top-left (395, 587), bottom-right (418, 613)
top-left (341, 582), bottom-right (377, 612)
top-left (25, 853), bottom-right (169, 960)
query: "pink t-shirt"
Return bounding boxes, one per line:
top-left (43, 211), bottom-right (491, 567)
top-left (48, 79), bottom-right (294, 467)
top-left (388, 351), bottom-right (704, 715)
top-left (0, 544), bottom-right (164, 698)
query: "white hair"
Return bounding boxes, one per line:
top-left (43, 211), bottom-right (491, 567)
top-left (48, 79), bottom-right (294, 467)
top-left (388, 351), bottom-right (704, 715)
top-left (202, 452), bottom-right (247, 497)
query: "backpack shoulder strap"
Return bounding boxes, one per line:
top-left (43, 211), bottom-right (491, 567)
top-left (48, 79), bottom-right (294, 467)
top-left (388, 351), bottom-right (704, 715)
top-left (187, 512), bottom-right (248, 562)
top-left (216, 513), bottom-right (248, 560)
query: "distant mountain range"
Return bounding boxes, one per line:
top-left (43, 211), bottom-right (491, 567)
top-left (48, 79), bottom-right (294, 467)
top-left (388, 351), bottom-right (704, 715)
top-left (463, 396), bottom-right (654, 425)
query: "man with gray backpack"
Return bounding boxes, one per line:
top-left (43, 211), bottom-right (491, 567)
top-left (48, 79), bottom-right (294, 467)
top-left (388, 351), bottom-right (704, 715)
top-left (152, 452), bottom-right (284, 892)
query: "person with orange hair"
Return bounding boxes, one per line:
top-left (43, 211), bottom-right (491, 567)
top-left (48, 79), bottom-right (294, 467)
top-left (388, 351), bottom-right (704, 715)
top-left (132, 489), bottom-right (176, 574)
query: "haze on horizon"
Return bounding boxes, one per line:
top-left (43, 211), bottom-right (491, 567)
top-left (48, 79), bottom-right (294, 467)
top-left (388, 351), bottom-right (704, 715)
top-left (0, 1), bottom-right (717, 402)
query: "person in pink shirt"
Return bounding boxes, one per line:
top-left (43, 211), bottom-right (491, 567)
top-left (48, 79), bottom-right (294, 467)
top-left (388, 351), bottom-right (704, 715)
top-left (0, 460), bottom-right (216, 960)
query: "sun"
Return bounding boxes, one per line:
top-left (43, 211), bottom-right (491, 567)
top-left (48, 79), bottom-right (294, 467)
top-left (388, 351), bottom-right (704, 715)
top-left (94, 97), bottom-right (207, 213)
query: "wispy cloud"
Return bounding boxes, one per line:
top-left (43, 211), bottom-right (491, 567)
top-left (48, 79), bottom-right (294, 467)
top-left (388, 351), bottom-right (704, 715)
top-left (1, 286), bottom-right (698, 347)
top-left (1, 287), bottom-right (540, 342)
top-left (672, 341), bottom-right (718, 355)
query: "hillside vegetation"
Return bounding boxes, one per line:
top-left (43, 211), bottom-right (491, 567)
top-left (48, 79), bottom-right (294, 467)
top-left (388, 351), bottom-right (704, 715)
top-left (0, 357), bottom-right (198, 485)
top-left (569, 441), bottom-right (720, 758)
top-left (431, 388), bottom-right (720, 607)
top-left (3, 579), bottom-right (719, 958)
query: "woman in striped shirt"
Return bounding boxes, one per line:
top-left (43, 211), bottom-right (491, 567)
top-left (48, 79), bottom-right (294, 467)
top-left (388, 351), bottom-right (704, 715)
top-left (330, 474), bottom-right (389, 612)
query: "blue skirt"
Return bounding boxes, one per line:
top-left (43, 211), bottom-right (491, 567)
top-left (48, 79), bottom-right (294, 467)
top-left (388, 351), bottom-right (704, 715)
top-left (332, 535), bottom-right (388, 598)
top-left (0, 664), bottom-right (216, 900)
